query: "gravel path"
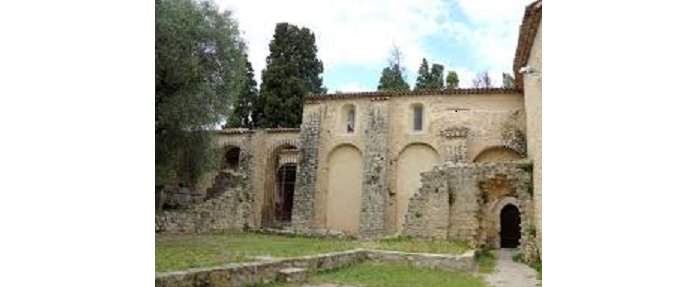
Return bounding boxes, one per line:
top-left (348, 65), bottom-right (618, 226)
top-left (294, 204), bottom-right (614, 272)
top-left (485, 249), bottom-right (541, 287)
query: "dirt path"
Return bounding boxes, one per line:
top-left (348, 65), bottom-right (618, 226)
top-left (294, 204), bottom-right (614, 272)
top-left (485, 249), bottom-right (541, 287)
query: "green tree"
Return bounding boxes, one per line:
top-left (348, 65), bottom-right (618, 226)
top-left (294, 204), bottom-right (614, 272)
top-left (446, 70), bottom-right (459, 89)
top-left (377, 45), bottom-right (410, 91)
top-left (502, 72), bottom-right (515, 88)
top-left (414, 58), bottom-right (430, 90)
top-left (257, 23), bottom-right (325, 128)
top-left (428, 63), bottom-right (445, 89)
top-left (225, 55), bottom-right (257, 128)
top-left (156, 0), bottom-right (246, 185)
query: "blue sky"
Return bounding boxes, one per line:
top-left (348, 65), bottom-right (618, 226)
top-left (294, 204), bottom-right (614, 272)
top-left (215, 0), bottom-right (529, 92)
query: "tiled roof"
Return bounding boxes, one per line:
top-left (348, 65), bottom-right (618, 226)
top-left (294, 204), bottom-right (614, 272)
top-left (305, 87), bottom-right (522, 102)
top-left (513, 0), bottom-right (542, 89)
top-left (216, 128), bottom-right (300, 134)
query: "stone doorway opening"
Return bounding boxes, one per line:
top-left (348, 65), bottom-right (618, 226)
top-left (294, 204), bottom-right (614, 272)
top-left (500, 204), bottom-right (521, 248)
top-left (274, 163), bottom-right (297, 225)
top-left (224, 146), bottom-right (241, 169)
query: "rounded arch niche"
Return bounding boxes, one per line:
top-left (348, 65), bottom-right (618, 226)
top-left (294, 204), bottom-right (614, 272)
top-left (473, 146), bottom-right (523, 163)
top-left (395, 143), bottom-right (440, 232)
top-left (326, 144), bottom-right (363, 235)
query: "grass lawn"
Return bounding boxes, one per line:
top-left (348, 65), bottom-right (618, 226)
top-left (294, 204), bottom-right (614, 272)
top-left (257, 261), bottom-right (488, 287)
top-left (156, 232), bottom-right (475, 272)
top-left (155, 231), bottom-right (358, 272)
top-left (475, 249), bottom-right (496, 273)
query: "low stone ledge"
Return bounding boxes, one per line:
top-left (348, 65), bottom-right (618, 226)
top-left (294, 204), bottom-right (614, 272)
top-left (155, 249), bottom-right (476, 287)
top-left (365, 249), bottom-right (476, 272)
top-left (156, 249), bottom-right (367, 287)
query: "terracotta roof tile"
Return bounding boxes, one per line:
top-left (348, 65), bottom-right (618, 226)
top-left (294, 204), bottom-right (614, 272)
top-left (216, 128), bottom-right (300, 134)
top-left (513, 0), bottom-right (542, 89)
top-left (305, 87), bottom-right (522, 103)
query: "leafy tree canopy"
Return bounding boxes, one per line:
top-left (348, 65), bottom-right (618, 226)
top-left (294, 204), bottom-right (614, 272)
top-left (446, 70), bottom-right (459, 89)
top-left (156, 0), bottom-right (246, 185)
top-left (225, 54), bottom-right (258, 128)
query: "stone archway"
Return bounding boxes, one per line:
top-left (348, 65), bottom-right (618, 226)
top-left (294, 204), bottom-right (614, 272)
top-left (500, 204), bottom-right (521, 248)
top-left (262, 143), bottom-right (299, 228)
top-left (491, 196), bottom-right (521, 249)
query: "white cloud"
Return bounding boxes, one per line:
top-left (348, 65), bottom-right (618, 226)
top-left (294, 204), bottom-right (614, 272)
top-left (215, 0), bottom-right (528, 88)
top-left (448, 0), bottom-right (529, 77)
top-left (217, 0), bottom-right (449, 84)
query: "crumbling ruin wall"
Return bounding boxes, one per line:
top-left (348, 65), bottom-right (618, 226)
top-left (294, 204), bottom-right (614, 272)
top-left (358, 99), bottom-right (389, 238)
top-left (291, 108), bottom-right (322, 229)
top-left (401, 169), bottom-right (449, 239)
top-left (402, 161), bottom-right (537, 259)
top-left (155, 170), bottom-right (254, 233)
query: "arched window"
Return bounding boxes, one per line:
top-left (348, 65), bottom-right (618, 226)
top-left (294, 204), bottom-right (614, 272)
top-left (347, 109), bottom-right (355, 133)
top-left (412, 104), bottom-right (424, 131)
top-left (340, 104), bottom-right (356, 134)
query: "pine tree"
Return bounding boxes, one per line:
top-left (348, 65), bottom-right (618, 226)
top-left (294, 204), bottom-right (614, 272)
top-left (414, 58), bottom-right (430, 90)
top-left (257, 23), bottom-right (325, 128)
top-left (446, 70), bottom-right (459, 89)
top-left (428, 63), bottom-right (445, 89)
top-left (225, 55), bottom-right (257, 128)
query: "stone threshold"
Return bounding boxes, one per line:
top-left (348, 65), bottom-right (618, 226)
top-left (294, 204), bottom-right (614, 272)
top-left (156, 249), bottom-right (475, 287)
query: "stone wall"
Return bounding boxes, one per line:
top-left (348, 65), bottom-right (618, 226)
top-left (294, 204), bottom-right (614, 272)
top-left (155, 249), bottom-right (367, 287)
top-left (156, 129), bottom-right (302, 233)
top-left (524, 19), bottom-right (543, 259)
top-left (302, 90), bottom-right (526, 237)
top-left (403, 161), bottom-right (536, 258)
top-left (292, 110), bottom-right (322, 229)
top-left (359, 99), bottom-right (389, 238)
top-left (155, 249), bottom-right (476, 287)
top-left (155, 171), bottom-right (254, 233)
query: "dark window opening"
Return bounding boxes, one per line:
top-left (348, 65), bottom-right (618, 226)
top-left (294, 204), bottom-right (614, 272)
top-left (413, 105), bottom-right (423, 131)
top-left (225, 147), bottom-right (241, 169)
top-left (347, 109), bottom-right (355, 133)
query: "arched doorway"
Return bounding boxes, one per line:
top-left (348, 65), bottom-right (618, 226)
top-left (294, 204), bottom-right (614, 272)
top-left (500, 204), bottom-right (521, 248)
top-left (274, 163), bottom-right (296, 225)
top-left (326, 145), bottom-right (363, 234)
top-left (395, 143), bottom-right (440, 232)
top-left (262, 144), bottom-right (299, 228)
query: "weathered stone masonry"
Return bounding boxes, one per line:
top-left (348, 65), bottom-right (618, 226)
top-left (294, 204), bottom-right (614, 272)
top-left (359, 99), bottom-right (389, 238)
top-left (403, 161), bottom-right (534, 251)
top-left (291, 110), bottom-right (322, 229)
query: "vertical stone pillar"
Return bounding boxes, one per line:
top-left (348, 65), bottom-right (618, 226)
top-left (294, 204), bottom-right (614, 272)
top-left (359, 99), bottom-right (389, 238)
top-left (292, 111), bottom-right (322, 229)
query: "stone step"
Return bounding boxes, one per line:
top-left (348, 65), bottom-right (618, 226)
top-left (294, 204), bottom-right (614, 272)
top-left (277, 267), bottom-right (308, 283)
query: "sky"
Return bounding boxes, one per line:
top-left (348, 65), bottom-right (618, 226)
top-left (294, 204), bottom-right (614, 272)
top-left (214, 0), bottom-right (530, 93)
